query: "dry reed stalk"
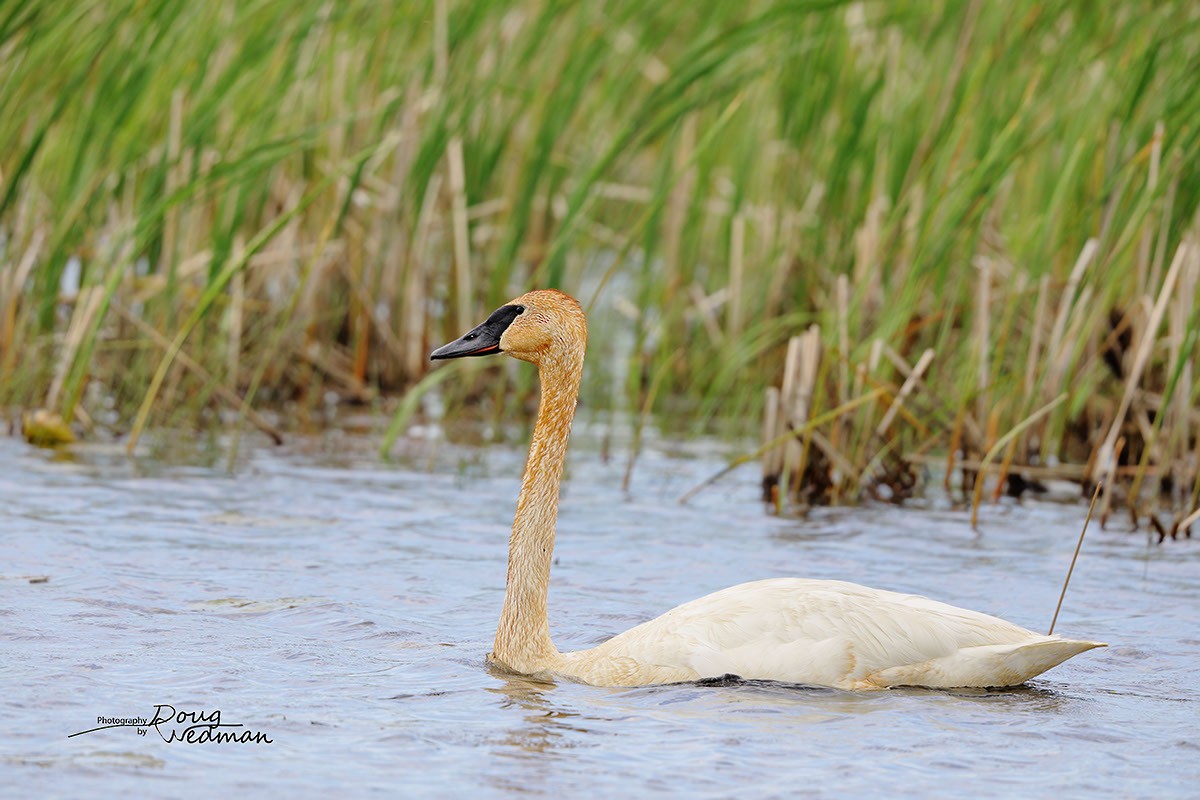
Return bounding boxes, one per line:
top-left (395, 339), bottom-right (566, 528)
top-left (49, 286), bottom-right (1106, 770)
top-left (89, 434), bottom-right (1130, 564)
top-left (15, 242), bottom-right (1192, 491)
top-left (836, 274), bottom-right (850, 405)
top-left (1023, 273), bottom-right (1050, 397)
top-left (113, 302), bottom-right (282, 444)
top-left (1139, 121), bottom-right (1165, 297)
top-left (663, 114), bottom-right (696, 301)
top-left (854, 348), bottom-right (935, 494)
top-left (846, 339), bottom-right (885, 468)
top-left (985, 406), bottom-right (1001, 454)
top-left (1132, 401), bottom-right (1157, 445)
top-left (226, 267), bottom-right (244, 394)
top-left (1097, 121), bottom-right (1123, 240)
top-left (159, 88), bottom-right (184, 281)
top-left (1151, 175), bottom-right (1178, 297)
top-left (1046, 284), bottom-right (1095, 405)
top-left (765, 209), bottom-right (798, 320)
top-left (1099, 437), bottom-right (1126, 529)
top-left (853, 195), bottom-right (884, 312)
top-left (1126, 403), bottom-right (1162, 530)
top-left (874, 348), bottom-right (934, 437)
top-left (527, 192), bottom-right (548, 267)
top-left (797, 181), bottom-right (825, 228)
top-left (790, 325), bottom-right (821, 473)
top-left (974, 256), bottom-right (991, 424)
top-left (447, 136), bottom-right (472, 335)
top-left (810, 429), bottom-right (858, 484)
top-left (756, 204), bottom-right (777, 278)
top-left (829, 275), bottom-right (850, 493)
top-left (881, 342), bottom-right (915, 378)
top-left (360, 223), bottom-right (388, 384)
top-left (1021, 272), bottom-right (1051, 461)
top-left (45, 287), bottom-right (105, 411)
top-left (776, 326), bottom-right (820, 500)
top-left (1045, 238), bottom-right (1098, 387)
top-left (0, 229), bottom-right (43, 371)
top-left (778, 334), bottom-right (804, 485)
top-left (854, 339), bottom-right (881, 400)
top-left (333, 51), bottom-right (352, 163)
top-left (991, 266), bottom-right (1023, 390)
top-left (847, 362), bottom-right (869, 469)
top-left (593, 182), bottom-right (654, 203)
top-left (869, 343), bottom-right (939, 435)
top-left (1093, 241), bottom-right (1190, 513)
top-left (1167, 246), bottom-right (1198, 486)
top-left (908, 453), bottom-right (1098, 481)
top-left (688, 283), bottom-right (725, 346)
top-left (384, 80), bottom-right (427, 335)
top-left (1049, 479), bottom-right (1102, 635)
top-left (404, 172), bottom-right (443, 377)
top-left (191, 147), bottom-right (218, 257)
top-left (349, 238), bottom-right (371, 385)
top-left (1183, 429), bottom-right (1200, 533)
top-left (728, 213), bottom-right (745, 339)
top-left (944, 404), bottom-right (966, 493)
top-left (176, 146), bottom-right (197, 268)
top-left (892, 183), bottom-right (923, 294)
top-left (159, 317), bottom-right (191, 418)
top-left (867, 340), bottom-right (884, 397)
top-left (761, 386), bottom-right (782, 486)
top-left (992, 437), bottom-right (1019, 503)
top-left (466, 198), bottom-right (509, 221)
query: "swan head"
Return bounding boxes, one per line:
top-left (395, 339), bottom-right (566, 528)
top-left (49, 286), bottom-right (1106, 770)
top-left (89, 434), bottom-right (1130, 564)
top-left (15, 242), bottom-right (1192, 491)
top-left (430, 289), bottom-right (586, 366)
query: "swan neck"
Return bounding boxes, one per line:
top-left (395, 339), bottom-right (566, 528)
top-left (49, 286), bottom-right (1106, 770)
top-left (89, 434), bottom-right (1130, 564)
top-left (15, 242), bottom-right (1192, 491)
top-left (493, 348), bottom-right (583, 672)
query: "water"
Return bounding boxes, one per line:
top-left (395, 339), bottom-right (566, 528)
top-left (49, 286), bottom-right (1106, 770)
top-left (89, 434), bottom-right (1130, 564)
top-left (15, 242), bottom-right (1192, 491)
top-left (2, 421), bottom-right (1198, 798)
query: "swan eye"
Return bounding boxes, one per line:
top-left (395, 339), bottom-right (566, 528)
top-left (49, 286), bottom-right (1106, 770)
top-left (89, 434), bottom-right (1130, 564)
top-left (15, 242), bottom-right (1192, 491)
top-left (464, 332), bottom-right (477, 341)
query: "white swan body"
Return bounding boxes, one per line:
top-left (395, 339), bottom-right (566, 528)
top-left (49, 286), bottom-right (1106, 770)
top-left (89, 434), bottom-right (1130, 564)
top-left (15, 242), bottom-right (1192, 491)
top-left (555, 578), bottom-right (1102, 689)
top-left (430, 290), bottom-right (1105, 690)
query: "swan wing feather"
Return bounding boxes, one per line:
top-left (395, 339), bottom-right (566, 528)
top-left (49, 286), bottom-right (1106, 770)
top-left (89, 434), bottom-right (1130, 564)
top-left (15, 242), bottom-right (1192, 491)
top-left (562, 578), bottom-right (1102, 689)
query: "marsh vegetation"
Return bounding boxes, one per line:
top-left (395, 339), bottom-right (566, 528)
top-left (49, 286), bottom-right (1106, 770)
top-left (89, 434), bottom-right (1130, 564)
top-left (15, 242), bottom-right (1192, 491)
top-left (1, 1), bottom-right (1198, 526)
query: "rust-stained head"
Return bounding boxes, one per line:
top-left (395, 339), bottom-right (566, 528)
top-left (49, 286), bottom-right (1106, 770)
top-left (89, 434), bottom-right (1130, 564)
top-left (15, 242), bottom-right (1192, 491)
top-left (430, 289), bottom-right (586, 365)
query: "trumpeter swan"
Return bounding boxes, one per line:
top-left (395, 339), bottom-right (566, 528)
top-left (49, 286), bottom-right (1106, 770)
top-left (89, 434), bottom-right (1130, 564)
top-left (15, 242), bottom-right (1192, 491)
top-left (430, 289), bottom-right (1105, 689)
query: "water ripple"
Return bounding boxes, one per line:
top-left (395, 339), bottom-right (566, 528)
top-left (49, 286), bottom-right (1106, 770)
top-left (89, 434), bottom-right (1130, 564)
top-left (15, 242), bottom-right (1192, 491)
top-left (1, 427), bottom-right (1197, 797)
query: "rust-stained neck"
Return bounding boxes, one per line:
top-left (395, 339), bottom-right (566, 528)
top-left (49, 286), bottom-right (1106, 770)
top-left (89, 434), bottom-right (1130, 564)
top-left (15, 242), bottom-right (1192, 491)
top-left (491, 297), bottom-right (586, 674)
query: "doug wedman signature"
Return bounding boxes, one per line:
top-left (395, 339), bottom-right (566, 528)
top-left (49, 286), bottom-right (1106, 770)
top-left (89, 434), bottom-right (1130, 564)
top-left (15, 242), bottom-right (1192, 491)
top-left (69, 705), bottom-right (272, 744)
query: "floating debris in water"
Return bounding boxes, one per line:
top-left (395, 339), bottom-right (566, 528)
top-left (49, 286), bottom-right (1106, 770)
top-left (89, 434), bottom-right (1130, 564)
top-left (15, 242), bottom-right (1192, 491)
top-left (21, 409), bottom-right (74, 448)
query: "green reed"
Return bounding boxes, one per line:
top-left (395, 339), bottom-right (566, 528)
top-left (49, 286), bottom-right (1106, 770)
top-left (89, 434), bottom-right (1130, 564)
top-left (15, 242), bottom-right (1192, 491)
top-left (1, 0), bottom-right (1198, 519)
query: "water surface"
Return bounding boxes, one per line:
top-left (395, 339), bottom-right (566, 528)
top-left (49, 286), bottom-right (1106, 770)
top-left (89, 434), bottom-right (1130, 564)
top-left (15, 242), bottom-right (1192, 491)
top-left (2, 422), bottom-right (1197, 797)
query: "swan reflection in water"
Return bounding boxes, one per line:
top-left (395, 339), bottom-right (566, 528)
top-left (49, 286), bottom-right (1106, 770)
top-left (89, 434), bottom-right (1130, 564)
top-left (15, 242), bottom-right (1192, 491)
top-left (485, 668), bottom-right (591, 758)
top-left (484, 661), bottom-right (1076, 761)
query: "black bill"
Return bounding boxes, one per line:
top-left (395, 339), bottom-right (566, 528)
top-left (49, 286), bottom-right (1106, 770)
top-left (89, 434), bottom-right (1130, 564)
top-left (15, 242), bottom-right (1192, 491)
top-left (429, 304), bottom-right (525, 360)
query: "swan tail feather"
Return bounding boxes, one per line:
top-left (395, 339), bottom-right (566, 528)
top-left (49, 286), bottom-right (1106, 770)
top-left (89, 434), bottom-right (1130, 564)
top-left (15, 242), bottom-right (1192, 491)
top-left (870, 638), bottom-right (1107, 689)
